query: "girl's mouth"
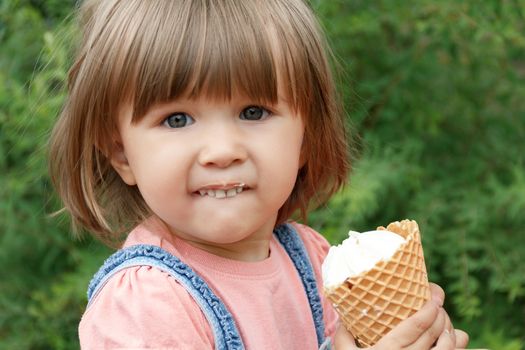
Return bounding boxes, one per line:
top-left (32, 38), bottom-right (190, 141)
top-left (195, 183), bottom-right (247, 199)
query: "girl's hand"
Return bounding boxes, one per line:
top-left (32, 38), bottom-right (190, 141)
top-left (334, 283), bottom-right (469, 349)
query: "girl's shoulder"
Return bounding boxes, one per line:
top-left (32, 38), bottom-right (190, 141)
top-left (79, 219), bottom-right (215, 347)
top-left (79, 263), bottom-right (214, 348)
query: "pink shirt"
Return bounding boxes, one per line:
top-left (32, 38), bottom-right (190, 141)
top-left (79, 219), bottom-right (338, 349)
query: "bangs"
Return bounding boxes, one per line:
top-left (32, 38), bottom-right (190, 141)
top-left (103, 0), bottom-right (308, 120)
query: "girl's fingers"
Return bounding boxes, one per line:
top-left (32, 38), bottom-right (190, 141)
top-left (431, 327), bottom-right (469, 350)
top-left (454, 329), bottom-right (469, 348)
top-left (406, 307), bottom-right (447, 349)
top-left (379, 298), bottom-right (441, 347)
top-left (442, 312), bottom-right (456, 345)
top-left (429, 283), bottom-right (445, 307)
top-left (431, 327), bottom-right (455, 350)
top-left (334, 324), bottom-right (358, 349)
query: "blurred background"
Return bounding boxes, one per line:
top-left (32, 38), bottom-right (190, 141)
top-left (1, 0), bottom-right (524, 348)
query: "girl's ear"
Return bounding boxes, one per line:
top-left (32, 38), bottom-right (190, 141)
top-left (109, 140), bottom-right (137, 186)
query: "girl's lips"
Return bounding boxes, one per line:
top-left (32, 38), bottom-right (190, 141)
top-left (197, 182), bottom-right (246, 191)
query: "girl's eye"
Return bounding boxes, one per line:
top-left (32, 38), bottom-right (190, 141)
top-left (163, 113), bottom-right (194, 128)
top-left (240, 106), bottom-right (270, 121)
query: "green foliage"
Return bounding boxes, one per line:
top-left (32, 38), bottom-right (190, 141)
top-left (0, 1), bottom-right (102, 348)
top-left (1, 0), bottom-right (524, 348)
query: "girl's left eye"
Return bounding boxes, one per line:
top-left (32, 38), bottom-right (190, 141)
top-left (239, 106), bottom-right (271, 121)
top-left (163, 113), bottom-right (195, 128)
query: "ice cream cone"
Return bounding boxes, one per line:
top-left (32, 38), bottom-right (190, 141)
top-left (324, 220), bottom-right (431, 347)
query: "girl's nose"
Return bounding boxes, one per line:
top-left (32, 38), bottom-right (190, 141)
top-left (197, 125), bottom-right (248, 168)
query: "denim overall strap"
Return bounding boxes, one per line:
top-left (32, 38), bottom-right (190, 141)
top-left (87, 245), bottom-right (244, 350)
top-left (274, 223), bottom-right (328, 348)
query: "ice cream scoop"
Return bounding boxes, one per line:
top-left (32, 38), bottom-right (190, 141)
top-left (322, 229), bottom-right (406, 289)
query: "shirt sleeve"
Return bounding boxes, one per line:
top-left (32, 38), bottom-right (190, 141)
top-left (291, 222), bottom-right (340, 340)
top-left (79, 265), bottom-right (215, 349)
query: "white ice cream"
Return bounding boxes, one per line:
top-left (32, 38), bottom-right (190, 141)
top-left (322, 229), bottom-right (406, 288)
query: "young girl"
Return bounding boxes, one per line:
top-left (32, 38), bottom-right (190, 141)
top-left (49, 0), bottom-right (468, 349)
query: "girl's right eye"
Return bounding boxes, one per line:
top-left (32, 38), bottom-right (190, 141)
top-left (163, 113), bottom-right (195, 129)
top-left (240, 106), bottom-right (271, 121)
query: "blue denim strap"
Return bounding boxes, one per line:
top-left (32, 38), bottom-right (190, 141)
top-left (275, 223), bottom-right (327, 348)
top-left (87, 245), bottom-right (244, 350)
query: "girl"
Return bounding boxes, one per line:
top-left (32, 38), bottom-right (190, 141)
top-left (49, 0), bottom-right (468, 349)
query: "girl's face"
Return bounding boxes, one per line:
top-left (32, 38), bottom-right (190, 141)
top-left (111, 93), bottom-right (304, 260)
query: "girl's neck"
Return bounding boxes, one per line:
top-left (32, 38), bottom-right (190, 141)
top-left (151, 216), bottom-right (275, 262)
top-left (183, 238), bottom-right (271, 262)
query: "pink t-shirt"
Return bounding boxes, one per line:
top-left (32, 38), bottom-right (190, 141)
top-left (79, 219), bottom-right (338, 349)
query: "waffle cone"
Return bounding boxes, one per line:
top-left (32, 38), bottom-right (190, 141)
top-left (324, 220), bottom-right (431, 347)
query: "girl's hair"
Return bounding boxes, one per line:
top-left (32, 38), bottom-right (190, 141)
top-left (49, 0), bottom-right (350, 244)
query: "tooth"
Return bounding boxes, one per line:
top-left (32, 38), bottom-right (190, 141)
top-left (207, 190), bottom-right (216, 197)
top-left (226, 189), bottom-right (237, 197)
top-left (236, 187), bottom-right (243, 193)
top-left (199, 190), bottom-right (206, 196)
top-left (215, 190), bottom-right (226, 198)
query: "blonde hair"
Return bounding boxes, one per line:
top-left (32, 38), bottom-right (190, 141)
top-left (49, 0), bottom-right (350, 245)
